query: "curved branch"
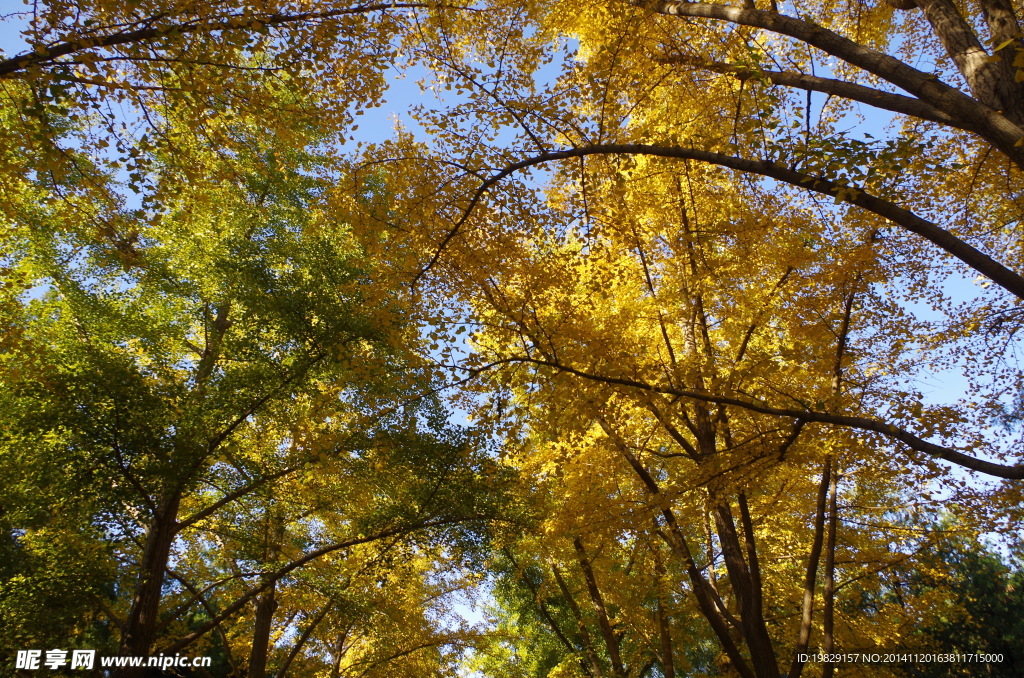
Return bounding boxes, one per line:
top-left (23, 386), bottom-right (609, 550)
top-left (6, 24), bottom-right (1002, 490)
top-left (0, 3), bottom-right (453, 78)
top-left (421, 144), bottom-right (1024, 301)
top-left (656, 55), bottom-right (971, 131)
top-left (473, 356), bottom-right (1024, 479)
top-left (633, 1), bottom-right (1024, 165)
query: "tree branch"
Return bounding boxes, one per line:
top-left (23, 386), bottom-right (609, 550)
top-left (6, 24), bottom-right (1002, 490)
top-left (0, 4), bottom-right (459, 78)
top-left (422, 144), bottom-right (1024, 301)
top-left (599, 421), bottom-right (753, 678)
top-left (158, 515), bottom-right (492, 654)
top-left (551, 563), bottom-right (607, 678)
top-left (275, 597), bottom-right (335, 678)
top-left (633, 1), bottom-right (1024, 165)
top-left (174, 466), bottom-right (299, 534)
top-left (573, 537), bottom-right (627, 678)
top-left (473, 356), bottom-right (1024, 479)
top-left (656, 55), bottom-right (970, 130)
top-left (787, 457), bottom-right (831, 678)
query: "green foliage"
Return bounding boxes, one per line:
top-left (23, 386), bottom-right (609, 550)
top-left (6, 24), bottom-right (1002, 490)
top-left (2, 0), bottom-right (1024, 675)
top-left (477, 556), bottom-right (582, 678)
top-left (895, 530), bottom-right (1024, 677)
top-left (0, 97), bottom-right (508, 670)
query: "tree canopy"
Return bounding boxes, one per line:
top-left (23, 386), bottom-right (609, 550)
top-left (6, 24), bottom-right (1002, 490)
top-left (1, 0), bottom-right (1022, 676)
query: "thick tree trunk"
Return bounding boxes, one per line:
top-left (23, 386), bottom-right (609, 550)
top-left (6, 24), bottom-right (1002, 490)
top-left (713, 502), bottom-right (780, 678)
top-left (329, 629), bottom-right (349, 678)
top-left (914, 0), bottom-right (1024, 123)
top-left (918, 0), bottom-right (998, 101)
top-left (116, 491), bottom-right (182, 678)
top-left (248, 582), bottom-right (278, 678)
top-left (979, 0), bottom-right (1024, 126)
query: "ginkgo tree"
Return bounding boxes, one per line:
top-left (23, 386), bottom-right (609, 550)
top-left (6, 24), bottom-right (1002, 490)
top-left (2, 0), bottom-right (1023, 676)
top-left (0, 84), bottom-right (514, 677)
top-left (399, 0), bottom-right (1024, 478)
top-left (370, 0), bottom-right (1024, 671)
top-left (438, 153), bottom-right (955, 676)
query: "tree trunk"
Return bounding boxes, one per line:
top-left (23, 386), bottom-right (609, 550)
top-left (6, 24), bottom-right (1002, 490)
top-left (552, 563), bottom-right (606, 678)
top-left (917, 0), bottom-right (1024, 124)
top-left (821, 470), bottom-right (839, 678)
top-left (248, 581), bottom-right (278, 678)
top-left (713, 502), bottom-right (780, 678)
top-left (573, 537), bottom-right (626, 678)
top-left (116, 491), bottom-right (182, 678)
top-left (789, 457), bottom-right (832, 678)
top-left (979, 0), bottom-right (1024, 126)
top-left (651, 543), bottom-right (676, 678)
top-left (329, 629), bottom-right (348, 678)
